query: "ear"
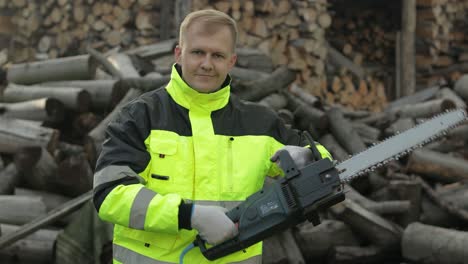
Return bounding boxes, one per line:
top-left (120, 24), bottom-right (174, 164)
top-left (228, 53), bottom-right (237, 70)
top-left (174, 45), bottom-right (182, 63)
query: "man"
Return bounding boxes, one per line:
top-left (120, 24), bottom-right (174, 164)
top-left (93, 9), bottom-right (331, 264)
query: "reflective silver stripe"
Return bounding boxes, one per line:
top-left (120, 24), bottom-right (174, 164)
top-left (94, 165), bottom-right (146, 188)
top-left (114, 244), bottom-right (261, 264)
top-left (113, 244), bottom-right (172, 264)
top-left (185, 200), bottom-right (243, 211)
top-left (129, 188), bottom-right (156, 230)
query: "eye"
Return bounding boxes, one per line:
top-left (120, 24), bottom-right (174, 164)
top-left (213, 53), bottom-right (225, 59)
top-left (192, 50), bottom-right (203, 55)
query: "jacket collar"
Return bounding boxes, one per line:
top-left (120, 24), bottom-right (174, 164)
top-left (165, 64), bottom-right (231, 112)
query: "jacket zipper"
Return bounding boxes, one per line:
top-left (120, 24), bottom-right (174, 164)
top-left (227, 137), bottom-right (234, 192)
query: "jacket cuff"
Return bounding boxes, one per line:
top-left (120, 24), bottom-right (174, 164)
top-left (178, 201), bottom-right (193, 230)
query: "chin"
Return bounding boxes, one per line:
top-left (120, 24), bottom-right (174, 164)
top-left (193, 83), bottom-right (218, 93)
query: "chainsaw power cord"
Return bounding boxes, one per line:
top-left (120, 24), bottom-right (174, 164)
top-left (179, 242), bottom-right (195, 264)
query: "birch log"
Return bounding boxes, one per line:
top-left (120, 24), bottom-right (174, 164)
top-left (41, 80), bottom-right (118, 110)
top-left (0, 98), bottom-right (65, 122)
top-left (0, 224), bottom-right (58, 264)
top-left (327, 107), bottom-right (366, 154)
top-left (3, 83), bottom-right (92, 112)
top-left (407, 149), bottom-right (468, 183)
top-left (402, 222), bottom-right (468, 264)
top-left (0, 196), bottom-right (47, 225)
top-left (6, 54), bottom-right (97, 84)
top-left (0, 118), bottom-right (59, 154)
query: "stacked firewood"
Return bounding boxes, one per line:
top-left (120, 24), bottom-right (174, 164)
top-left (416, 0), bottom-right (468, 85)
top-left (325, 1), bottom-right (395, 112)
top-left (1, 42), bottom-right (468, 263)
top-left (191, 0), bottom-right (331, 99)
top-left (1, 0), bottom-right (176, 62)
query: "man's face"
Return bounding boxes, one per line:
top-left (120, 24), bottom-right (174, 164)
top-left (175, 22), bottom-right (237, 93)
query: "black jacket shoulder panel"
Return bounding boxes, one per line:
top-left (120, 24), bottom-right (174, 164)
top-left (212, 94), bottom-right (302, 145)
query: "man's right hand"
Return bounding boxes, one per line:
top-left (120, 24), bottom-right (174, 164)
top-left (191, 205), bottom-right (238, 245)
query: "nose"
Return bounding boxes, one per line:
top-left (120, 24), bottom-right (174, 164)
top-left (200, 55), bottom-right (213, 71)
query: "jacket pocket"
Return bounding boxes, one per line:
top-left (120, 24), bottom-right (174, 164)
top-left (147, 130), bottom-right (192, 195)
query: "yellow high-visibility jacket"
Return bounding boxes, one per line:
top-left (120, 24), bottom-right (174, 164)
top-left (93, 64), bottom-right (331, 264)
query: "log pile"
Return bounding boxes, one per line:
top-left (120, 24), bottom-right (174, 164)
top-left (1, 41), bottom-right (468, 263)
top-left (416, 0), bottom-right (468, 86)
top-left (325, 1), bottom-right (396, 112)
top-left (1, 0), bottom-right (176, 62)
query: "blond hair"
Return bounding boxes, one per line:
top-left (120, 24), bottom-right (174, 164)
top-left (179, 9), bottom-right (238, 51)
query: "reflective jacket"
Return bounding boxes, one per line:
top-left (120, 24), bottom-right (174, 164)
top-left (93, 64), bottom-right (330, 264)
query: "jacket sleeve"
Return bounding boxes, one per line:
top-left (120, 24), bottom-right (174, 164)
top-left (92, 101), bottom-right (192, 235)
top-left (266, 113), bottom-right (332, 177)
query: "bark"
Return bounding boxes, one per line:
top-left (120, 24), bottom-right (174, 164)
top-left (86, 89), bottom-right (140, 161)
top-left (258, 93), bottom-right (288, 111)
top-left (0, 195), bottom-right (47, 225)
top-left (391, 98), bottom-right (456, 119)
top-left (237, 66), bottom-right (296, 101)
top-left (388, 180), bottom-right (422, 226)
top-left (407, 149), bottom-right (468, 183)
top-left (0, 118), bottom-right (59, 154)
top-left (0, 98), bottom-right (65, 122)
top-left (41, 80), bottom-right (118, 110)
top-left (289, 83), bottom-right (322, 108)
top-left (278, 229), bottom-right (305, 264)
top-left (436, 87), bottom-right (466, 109)
top-left (277, 109), bottom-right (295, 126)
top-left (454, 74), bottom-right (468, 101)
top-left (384, 118), bottom-right (415, 137)
top-left (318, 133), bottom-right (349, 162)
top-left (107, 53), bottom-right (141, 78)
top-left (417, 177), bottom-right (468, 222)
top-left (126, 38), bottom-right (177, 59)
top-left (327, 43), bottom-right (366, 79)
top-left (329, 246), bottom-right (394, 264)
top-left (351, 122), bottom-right (380, 142)
top-left (263, 234), bottom-right (289, 264)
top-left (6, 54), bottom-right (97, 85)
top-left (15, 188), bottom-right (71, 212)
top-left (86, 53), bottom-right (142, 160)
top-left (0, 224), bottom-right (58, 264)
top-left (402, 222), bottom-right (468, 264)
top-left (113, 75), bottom-right (170, 95)
top-left (400, 0), bottom-right (416, 96)
top-left (236, 48), bottom-right (274, 73)
top-left (86, 47), bottom-right (123, 78)
top-left (0, 163), bottom-right (18, 195)
top-left (385, 85), bottom-right (439, 111)
top-left (330, 199), bottom-right (402, 249)
top-left (3, 83), bottom-right (92, 112)
top-left (327, 107), bottom-right (366, 154)
top-left (294, 220), bottom-right (359, 261)
top-left (14, 147), bottom-right (58, 192)
top-left (55, 152), bottom-right (93, 197)
top-left (285, 92), bottom-right (328, 130)
top-left (230, 66), bottom-right (268, 82)
top-left (0, 190), bottom-right (92, 249)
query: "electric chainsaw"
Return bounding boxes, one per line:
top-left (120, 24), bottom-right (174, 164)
top-left (194, 108), bottom-right (467, 261)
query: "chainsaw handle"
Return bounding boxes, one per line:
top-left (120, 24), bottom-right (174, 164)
top-left (193, 207), bottom-right (241, 260)
top-left (194, 233), bottom-right (241, 261)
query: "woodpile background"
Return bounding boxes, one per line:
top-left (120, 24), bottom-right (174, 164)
top-left (1, 0), bottom-right (177, 62)
top-left (0, 42), bottom-right (468, 263)
top-left (416, 0), bottom-right (468, 86)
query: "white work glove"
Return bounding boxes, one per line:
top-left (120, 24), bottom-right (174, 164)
top-left (191, 205), bottom-right (238, 245)
top-left (270, 145), bottom-right (314, 169)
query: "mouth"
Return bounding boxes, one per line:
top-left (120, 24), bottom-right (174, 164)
top-left (196, 74), bottom-right (215, 78)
